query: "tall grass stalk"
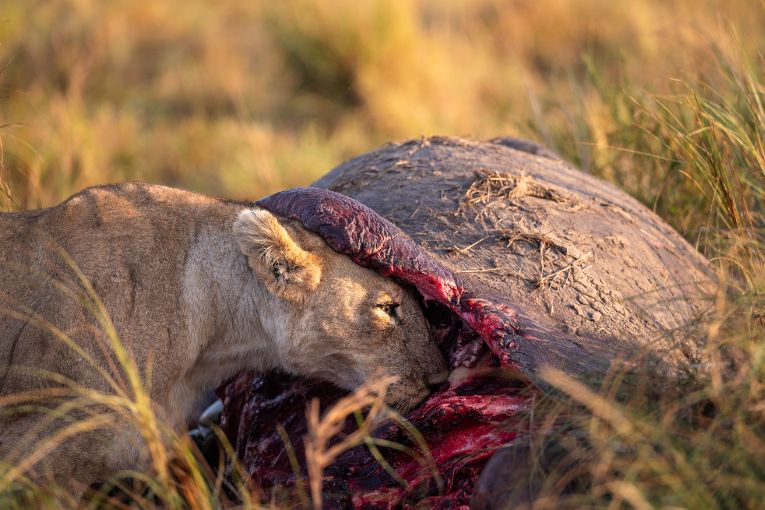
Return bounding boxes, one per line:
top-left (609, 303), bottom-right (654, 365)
top-left (517, 54), bottom-right (765, 509)
top-left (0, 249), bottom-right (256, 509)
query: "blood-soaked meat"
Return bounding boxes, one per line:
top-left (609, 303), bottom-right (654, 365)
top-left (219, 369), bottom-right (528, 509)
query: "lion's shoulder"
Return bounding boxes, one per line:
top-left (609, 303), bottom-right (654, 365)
top-left (0, 182), bottom-right (250, 270)
top-left (57, 182), bottom-right (217, 212)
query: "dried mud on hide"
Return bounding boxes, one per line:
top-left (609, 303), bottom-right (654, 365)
top-left (458, 169), bottom-right (580, 219)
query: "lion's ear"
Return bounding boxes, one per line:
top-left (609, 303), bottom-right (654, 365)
top-left (233, 208), bottom-right (322, 301)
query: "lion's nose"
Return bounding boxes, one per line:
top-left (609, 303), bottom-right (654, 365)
top-left (426, 369), bottom-right (450, 387)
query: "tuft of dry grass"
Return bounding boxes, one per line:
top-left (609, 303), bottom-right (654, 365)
top-left (303, 376), bottom-right (392, 509)
top-left (0, 250), bottom-right (255, 510)
top-left (458, 170), bottom-right (574, 222)
top-left (503, 51), bottom-right (765, 507)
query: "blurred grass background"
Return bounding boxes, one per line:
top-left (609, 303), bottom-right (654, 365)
top-left (3, 1), bottom-right (765, 508)
top-left (0, 0), bottom-right (762, 241)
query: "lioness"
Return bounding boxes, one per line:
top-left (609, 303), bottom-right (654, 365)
top-left (0, 183), bottom-right (447, 493)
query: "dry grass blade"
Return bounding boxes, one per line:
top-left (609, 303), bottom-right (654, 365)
top-left (0, 413), bottom-right (114, 493)
top-left (53, 247), bottom-right (176, 491)
top-left (0, 135), bottom-right (20, 211)
top-left (278, 424), bottom-right (310, 508)
top-left (0, 249), bottom-right (247, 510)
top-left (376, 407), bottom-right (444, 494)
top-left (304, 376), bottom-right (395, 509)
top-left (540, 367), bottom-right (636, 438)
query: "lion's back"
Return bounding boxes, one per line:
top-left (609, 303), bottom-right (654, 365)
top-left (0, 182), bottom-right (233, 395)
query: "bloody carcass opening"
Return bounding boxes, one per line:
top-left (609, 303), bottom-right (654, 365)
top-left (216, 187), bottom-right (598, 509)
top-left (215, 137), bottom-right (716, 507)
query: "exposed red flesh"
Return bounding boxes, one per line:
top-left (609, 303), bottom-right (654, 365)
top-left (219, 369), bottom-right (529, 508)
top-left (218, 188), bottom-right (545, 507)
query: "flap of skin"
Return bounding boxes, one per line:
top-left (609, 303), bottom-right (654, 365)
top-left (256, 187), bottom-right (611, 379)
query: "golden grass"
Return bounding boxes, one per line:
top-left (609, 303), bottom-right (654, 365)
top-left (0, 0), bottom-right (762, 210)
top-left (3, 0), bottom-right (765, 508)
top-left (0, 250), bottom-right (238, 509)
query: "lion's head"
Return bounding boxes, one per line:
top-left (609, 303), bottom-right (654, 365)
top-left (233, 208), bottom-right (447, 412)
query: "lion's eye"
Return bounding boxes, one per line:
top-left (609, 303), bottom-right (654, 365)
top-left (272, 263), bottom-right (283, 279)
top-left (376, 302), bottom-right (400, 317)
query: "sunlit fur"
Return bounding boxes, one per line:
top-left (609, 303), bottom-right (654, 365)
top-left (0, 183), bottom-right (446, 494)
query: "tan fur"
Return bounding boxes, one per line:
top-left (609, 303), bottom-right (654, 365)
top-left (0, 183), bottom-right (446, 493)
